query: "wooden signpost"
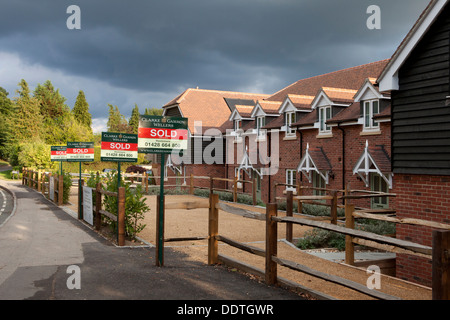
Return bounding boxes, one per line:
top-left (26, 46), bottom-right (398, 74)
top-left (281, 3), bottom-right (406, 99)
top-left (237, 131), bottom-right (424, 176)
top-left (138, 115), bottom-right (188, 266)
top-left (50, 146), bottom-right (67, 175)
top-left (100, 132), bottom-right (138, 243)
top-left (66, 142), bottom-right (95, 219)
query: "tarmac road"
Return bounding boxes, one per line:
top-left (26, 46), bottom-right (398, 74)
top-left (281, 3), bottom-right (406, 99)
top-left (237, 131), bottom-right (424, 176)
top-left (0, 180), bottom-right (304, 303)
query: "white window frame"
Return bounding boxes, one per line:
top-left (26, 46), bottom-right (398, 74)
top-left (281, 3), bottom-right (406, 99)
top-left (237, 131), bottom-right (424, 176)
top-left (319, 106), bottom-right (331, 134)
top-left (256, 116), bottom-right (266, 138)
top-left (363, 100), bottom-right (380, 131)
top-left (234, 119), bottom-right (242, 141)
top-left (285, 111), bottom-right (296, 136)
top-left (234, 119), bottom-right (241, 131)
top-left (286, 169), bottom-right (296, 191)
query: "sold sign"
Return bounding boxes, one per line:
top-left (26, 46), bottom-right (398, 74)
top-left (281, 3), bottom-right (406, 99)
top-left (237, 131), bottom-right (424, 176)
top-left (51, 146), bottom-right (67, 162)
top-left (67, 142), bottom-right (95, 162)
top-left (101, 132), bottom-right (138, 162)
top-left (138, 115), bottom-right (188, 154)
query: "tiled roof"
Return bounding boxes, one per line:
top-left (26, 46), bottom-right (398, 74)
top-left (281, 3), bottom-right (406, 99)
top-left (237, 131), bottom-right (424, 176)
top-left (310, 147), bottom-right (332, 171)
top-left (163, 88), bottom-right (269, 134)
top-left (268, 59), bottom-right (390, 102)
top-left (256, 100), bottom-right (282, 115)
top-left (326, 102), bottom-right (361, 124)
top-left (285, 94), bottom-right (315, 110)
top-left (369, 146), bottom-right (391, 173)
top-left (235, 105), bottom-right (255, 118)
top-left (321, 87), bottom-right (358, 104)
top-left (292, 109), bottom-right (317, 127)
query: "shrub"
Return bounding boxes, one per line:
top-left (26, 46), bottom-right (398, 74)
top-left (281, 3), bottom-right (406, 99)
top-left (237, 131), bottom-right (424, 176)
top-left (297, 228), bottom-right (346, 251)
top-left (102, 172), bottom-right (149, 238)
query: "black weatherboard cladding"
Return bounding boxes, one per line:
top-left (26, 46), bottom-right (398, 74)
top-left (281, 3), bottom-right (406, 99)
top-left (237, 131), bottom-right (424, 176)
top-left (391, 2), bottom-right (450, 175)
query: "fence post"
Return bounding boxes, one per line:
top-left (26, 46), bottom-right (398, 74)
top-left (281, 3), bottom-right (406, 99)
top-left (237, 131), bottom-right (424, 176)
top-left (117, 187), bottom-right (125, 247)
top-left (233, 176), bottom-right (238, 202)
top-left (95, 183), bottom-right (102, 231)
top-left (208, 193), bottom-right (219, 265)
top-left (252, 177), bottom-right (257, 206)
top-left (265, 203), bottom-right (278, 286)
top-left (432, 230), bottom-right (450, 300)
top-left (53, 175), bottom-right (57, 203)
top-left (209, 177), bottom-right (214, 197)
top-left (286, 190), bottom-right (293, 243)
top-left (297, 182), bottom-right (302, 214)
top-left (345, 203), bottom-right (355, 266)
top-left (58, 174), bottom-right (64, 206)
top-left (330, 191), bottom-right (338, 225)
top-left (37, 171), bottom-right (42, 192)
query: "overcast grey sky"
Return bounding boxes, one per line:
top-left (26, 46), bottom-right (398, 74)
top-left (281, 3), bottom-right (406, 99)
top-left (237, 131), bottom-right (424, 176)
top-left (0, 0), bottom-right (430, 132)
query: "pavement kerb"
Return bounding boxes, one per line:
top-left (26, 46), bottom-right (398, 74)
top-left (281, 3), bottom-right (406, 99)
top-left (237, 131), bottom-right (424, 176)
top-left (0, 182), bottom-right (17, 229)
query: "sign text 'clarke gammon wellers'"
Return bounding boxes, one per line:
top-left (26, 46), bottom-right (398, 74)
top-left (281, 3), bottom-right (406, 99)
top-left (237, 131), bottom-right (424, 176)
top-left (101, 132), bottom-right (138, 162)
top-left (138, 115), bottom-right (188, 154)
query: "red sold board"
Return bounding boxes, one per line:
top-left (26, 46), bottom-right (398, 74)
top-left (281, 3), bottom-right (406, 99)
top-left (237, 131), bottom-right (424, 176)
top-left (101, 132), bottom-right (138, 162)
top-left (138, 115), bottom-right (188, 154)
top-left (66, 142), bottom-right (95, 162)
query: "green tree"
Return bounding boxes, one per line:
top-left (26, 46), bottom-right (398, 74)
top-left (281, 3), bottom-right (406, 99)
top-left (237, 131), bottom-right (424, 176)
top-left (33, 80), bottom-right (71, 144)
top-left (107, 104), bottom-right (129, 133)
top-left (144, 107), bottom-right (163, 116)
top-left (0, 88), bottom-right (13, 158)
top-left (72, 90), bottom-right (92, 132)
top-left (128, 104), bottom-right (140, 134)
top-left (10, 79), bottom-right (44, 143)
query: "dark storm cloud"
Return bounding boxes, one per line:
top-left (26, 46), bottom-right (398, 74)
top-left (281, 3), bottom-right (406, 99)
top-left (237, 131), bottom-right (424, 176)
top-left (0, 0), bottom-right (430, 119)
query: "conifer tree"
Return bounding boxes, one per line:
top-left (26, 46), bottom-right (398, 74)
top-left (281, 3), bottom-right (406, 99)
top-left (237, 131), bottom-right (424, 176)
top-left (72, 90), bottom-right (92, 132)
top-left (128, 104), bottom-right (140, 134)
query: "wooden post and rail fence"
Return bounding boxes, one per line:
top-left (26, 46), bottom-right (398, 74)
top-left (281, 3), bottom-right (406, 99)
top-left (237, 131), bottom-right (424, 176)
top-left (162, 186), bottom-right (450, 300)
top-left (21, 169), bottom-right (450, 299)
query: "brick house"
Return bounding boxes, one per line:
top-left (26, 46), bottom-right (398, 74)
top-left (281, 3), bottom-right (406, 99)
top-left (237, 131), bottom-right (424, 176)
top-left (226, 60), bottom-right (392, 207)
top-left (161, 88), bottom-right (269, 188)
top-left (377, 0), bottom-right (450, 286)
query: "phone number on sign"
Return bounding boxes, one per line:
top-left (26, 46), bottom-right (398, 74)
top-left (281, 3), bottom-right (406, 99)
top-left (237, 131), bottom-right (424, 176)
top-left (143, 141), bottom-right (183, 149)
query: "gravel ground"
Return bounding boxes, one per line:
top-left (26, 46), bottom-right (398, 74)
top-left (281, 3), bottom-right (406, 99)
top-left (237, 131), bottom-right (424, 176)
top-left (67, 190), bottom-right (432, 300)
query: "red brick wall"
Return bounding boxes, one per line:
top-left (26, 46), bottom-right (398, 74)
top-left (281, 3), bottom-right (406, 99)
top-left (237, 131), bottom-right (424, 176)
top-left (394, 174), bottom-right (450, 286)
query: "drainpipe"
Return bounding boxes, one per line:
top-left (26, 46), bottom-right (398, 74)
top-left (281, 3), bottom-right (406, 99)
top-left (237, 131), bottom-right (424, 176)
top-left (337, 122), bottom-right (346, 196)
top-left (298, 130), bottom-right (303, 182)
top-left (268, 131), bottom-right (271, 204)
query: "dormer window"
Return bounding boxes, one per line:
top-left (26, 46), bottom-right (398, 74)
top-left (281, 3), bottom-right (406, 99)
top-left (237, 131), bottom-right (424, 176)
top-left (285, 111), bottom-right (296, 136)
top-left (363, 100), bottom-right (379, 130)
top-left (319, 106), bottom-right (331, 133)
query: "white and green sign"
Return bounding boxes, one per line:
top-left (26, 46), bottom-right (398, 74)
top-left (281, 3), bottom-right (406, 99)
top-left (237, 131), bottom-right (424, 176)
top-left (138, 115), bottom-right (188, 154)
top-left (101, 132), bottom-right (138, 162)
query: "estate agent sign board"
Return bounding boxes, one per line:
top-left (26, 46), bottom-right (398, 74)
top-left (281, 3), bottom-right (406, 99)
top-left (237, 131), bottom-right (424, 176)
top-left (50, 146), bottom-right (67, 162)
top-left (101, 132), bottom-right (138, 163)
top-left (138, 115), bottom-right (188, 154)
top-left (66, 142), bottom-right (95, 162)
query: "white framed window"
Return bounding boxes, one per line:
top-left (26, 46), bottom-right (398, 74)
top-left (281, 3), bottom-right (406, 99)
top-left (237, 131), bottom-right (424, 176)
top-left (234, 119), bottom-right (241, 131)
top-left (285, 112), bottom-right (296, 136)
top-left (286, 169), bottom-right (296, 191)
top-left (319, 106), bottom-right (331, 133)
top-left (256, 116), bottom-right (266, 138)
top-left (363, 100), bottom-right (380, 130)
